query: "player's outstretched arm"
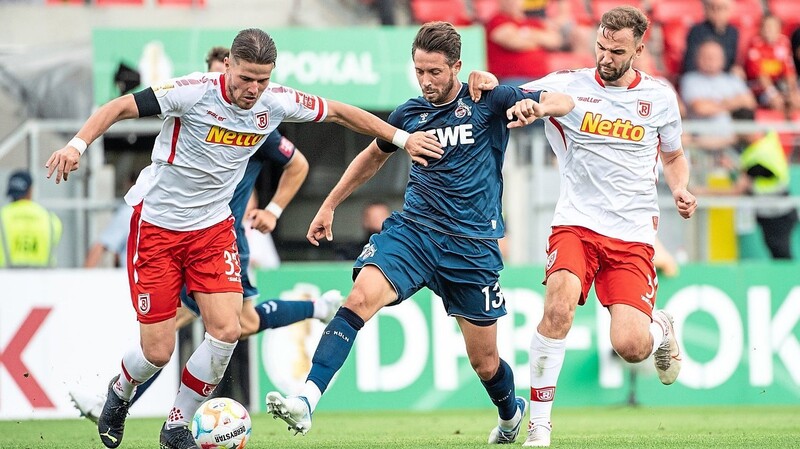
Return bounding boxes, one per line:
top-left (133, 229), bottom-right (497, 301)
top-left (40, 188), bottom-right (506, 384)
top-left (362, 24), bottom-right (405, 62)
top-left (323, 100), bottom-right (442, 166)
top-left (660, 148), bottom-right (697, 219)
top-left (467, 70), bottom-right (499, 102)
top-left (46, 94), bottom-right (140, 183)
top-left (307, 142), bottom-right (391, 246)
top-left (506, 92), bottom-right (574, 128)
top-left (249, 150), bottom-right (309, 233)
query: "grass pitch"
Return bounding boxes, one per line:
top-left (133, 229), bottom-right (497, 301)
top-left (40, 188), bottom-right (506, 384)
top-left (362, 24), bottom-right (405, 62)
top-left (1, 405), bottom-right (797, 448)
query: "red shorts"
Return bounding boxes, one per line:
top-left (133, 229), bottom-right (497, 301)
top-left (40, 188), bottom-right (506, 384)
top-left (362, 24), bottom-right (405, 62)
top-left (126, 204), bottom-right (243, 324)
top-left (543, 226), bottom-right (657, 317)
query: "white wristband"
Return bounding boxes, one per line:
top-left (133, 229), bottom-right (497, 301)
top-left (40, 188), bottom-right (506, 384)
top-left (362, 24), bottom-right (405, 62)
top-left (265, 202), bottom-right (283, 219)
top-left (68, 137), bottom-right (88, 156)
top-left (391, 129), bottom-right (410, 149)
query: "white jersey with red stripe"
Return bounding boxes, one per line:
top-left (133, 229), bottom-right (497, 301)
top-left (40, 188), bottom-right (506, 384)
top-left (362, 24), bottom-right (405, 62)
top-left (124, 72), bottom-right (327, 231)
top-left (521, 68), bottom-right (683, 245)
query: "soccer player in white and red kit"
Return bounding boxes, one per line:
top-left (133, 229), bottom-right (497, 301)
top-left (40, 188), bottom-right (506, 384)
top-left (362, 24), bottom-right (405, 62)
top-left (511, 7), bottom-right (697, 447)
top-left (45, 28), bottom-right (440, 449)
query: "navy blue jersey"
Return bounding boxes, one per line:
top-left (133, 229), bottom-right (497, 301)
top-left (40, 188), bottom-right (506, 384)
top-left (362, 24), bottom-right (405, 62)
top-left (382, 83), bottom-right (541, 239)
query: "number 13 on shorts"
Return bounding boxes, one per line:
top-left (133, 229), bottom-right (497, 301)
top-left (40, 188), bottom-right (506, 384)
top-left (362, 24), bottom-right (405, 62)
top-left (482, 282), bottom-right (505, 312)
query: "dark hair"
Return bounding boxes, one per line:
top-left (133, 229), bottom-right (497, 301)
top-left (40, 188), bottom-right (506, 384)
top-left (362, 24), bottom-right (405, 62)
top-left (600, 6), bottom-right (650, 42)
top-left (205, 46), bottom-right (230, 70)
top-left (411, 21), bottom-right (461, 66)
top-left (230, 28), bottom-right (277, 65)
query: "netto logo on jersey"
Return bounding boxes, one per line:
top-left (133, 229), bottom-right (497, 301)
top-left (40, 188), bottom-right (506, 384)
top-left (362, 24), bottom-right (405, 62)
top-left (205, 125), bottom-right (265, 147)
top-left (580, 112), bottom-right (645, 141)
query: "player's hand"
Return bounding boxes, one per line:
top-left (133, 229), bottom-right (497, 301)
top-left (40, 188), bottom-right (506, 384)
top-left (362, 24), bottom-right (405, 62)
top-left (405, 131), bottom-right (442, 167)
top-left (506, 99), bottom-right (544, 128)
top-left (307, 206), bottom-right (334, 246)
top-left (45, 146), bottom-right (81, 184)
top-left (248, 209), bottom-right (278, 233)
top-left (673, 188), bottom-right (697, 219)
top-left (467, 70), bottom-right (499, 102)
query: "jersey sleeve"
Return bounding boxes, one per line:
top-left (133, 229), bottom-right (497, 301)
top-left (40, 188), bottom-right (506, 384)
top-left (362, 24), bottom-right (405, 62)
top-left (253, 130), bottom-right (296, 166)
top-left (519, 70), bottom-right (567, 93)
top-left (484, 85), bottom-right (542, 117)
top-left (657, 88), bottom-right (683, 152)
top-left (271, 85), bottom-right (329, 123)
top-left (375, 106), bottom-right (406, 153)
top-left (151, 72), bottom-right (211, 118)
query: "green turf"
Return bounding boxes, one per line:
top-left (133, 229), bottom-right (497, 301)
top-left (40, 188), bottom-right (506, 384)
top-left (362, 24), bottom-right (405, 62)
top-left (1, 405), bottom-right (798, 448)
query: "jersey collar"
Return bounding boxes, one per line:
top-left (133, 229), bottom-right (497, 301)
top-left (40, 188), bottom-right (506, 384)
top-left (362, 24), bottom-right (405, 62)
top-left (219, 73), bottom-right (232, 104)
top-left (593, 69), bottom-right (642, 89)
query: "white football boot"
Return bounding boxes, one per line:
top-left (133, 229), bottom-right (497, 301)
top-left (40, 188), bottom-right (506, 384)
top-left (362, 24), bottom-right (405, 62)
top-left (653, 309), bottom-right (682, 385)
top-left (523, 422), bottom-right (552, 447)
top-left (266, 391), bottom-right (313, 435)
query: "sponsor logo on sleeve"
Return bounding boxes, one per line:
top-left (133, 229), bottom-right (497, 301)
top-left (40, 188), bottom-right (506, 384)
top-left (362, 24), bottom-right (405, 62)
top-left (278, 136), bottom-right (295, 157)
top-left (295, 91), bottom-right (317, 110)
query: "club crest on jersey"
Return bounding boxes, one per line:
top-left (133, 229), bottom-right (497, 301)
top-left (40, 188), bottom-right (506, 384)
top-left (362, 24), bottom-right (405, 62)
top-left (137, 293), bottom-right (151, 314)
top-left (419, 112), bottom-right (429, 123)
top-left (255, 111), bottom-right (269, 130)
top-left (455, 99), bottom-right (472, 118)
top-left (637, 100), bottom-right (652, 118)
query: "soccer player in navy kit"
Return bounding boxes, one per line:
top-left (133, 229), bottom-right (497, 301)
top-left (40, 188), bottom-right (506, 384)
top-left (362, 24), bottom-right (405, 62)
top-left (266, 21), bottom-right (574, 444)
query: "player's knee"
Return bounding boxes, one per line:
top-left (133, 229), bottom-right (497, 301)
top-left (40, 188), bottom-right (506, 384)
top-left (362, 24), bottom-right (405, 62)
top-left (540, 302), bottom-right (574, 337)
top-left (612, 338), bottom-right (649, 363)
top-left (341, 287), bottom-right (382, 322)
top-left (469, 355), bottom-right (499, 381)
top-left (143, 344), bottom-right (174, 367)
top-left (206, 323), bottom-right (242, 343)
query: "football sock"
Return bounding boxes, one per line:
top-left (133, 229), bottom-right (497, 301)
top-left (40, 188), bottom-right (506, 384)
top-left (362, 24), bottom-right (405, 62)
top-left (116, 346), bottom-right (162, 401)
top-left (649, 313), bottom-right (668, 356)
top-left (166, 332), bottom-right (237, 429)
top-left (480, 358), bottom-right (518, 421)
top-left (529, 329), bottom-right (566, 425)
top-left (300, 381), bottom-right (323, 411)
top-left (255, 299), bottom-right (314, 331)
top-left (129, 368), bottom-right (162, 405)
top-left (306, 307), bottom-right (364, 396)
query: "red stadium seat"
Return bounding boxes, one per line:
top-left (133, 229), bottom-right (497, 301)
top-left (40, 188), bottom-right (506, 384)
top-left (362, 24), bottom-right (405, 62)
top-left (767, 0), bottom-right (800, 36)
top-left (651, 0), bottom-right (704, 26)
top-left (590, 0), bottom-right (643, 22)
top-left (547, 0), bottom-right (594, 26)
top-left (410, 0), bottom-right (473, 26)
top-left (472, 0), bottom-right (500, 24)
top-left (660, 19), bottom-right (692, 80)
top-left (544, 51), bottom-right (596, 74)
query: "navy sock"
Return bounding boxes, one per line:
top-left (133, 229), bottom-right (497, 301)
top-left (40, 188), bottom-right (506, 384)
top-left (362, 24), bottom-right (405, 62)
top-left (481, 358), bottom-right (517, 420)
top-left (129, 368), bottom-right (162, 406)
top-left (255, 299), bottom-right (314, 330)
top-left (307, 307), bottom-right (364, 393)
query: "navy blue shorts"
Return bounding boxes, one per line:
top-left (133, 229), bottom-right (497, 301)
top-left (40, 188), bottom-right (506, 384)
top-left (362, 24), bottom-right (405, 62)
top-left (353, 213), bottom-right (506, 322)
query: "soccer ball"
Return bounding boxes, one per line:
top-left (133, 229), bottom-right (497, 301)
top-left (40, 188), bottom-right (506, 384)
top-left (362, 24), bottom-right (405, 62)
top-left (192, 397), bottom-right (252, 449)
